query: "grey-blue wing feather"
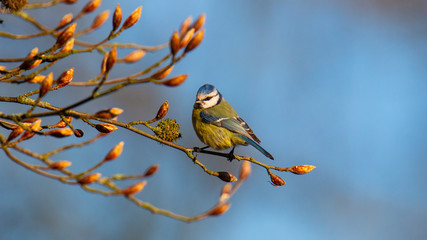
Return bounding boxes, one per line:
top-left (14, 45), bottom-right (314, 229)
top-left (200, 110), bottom-right (253, 140)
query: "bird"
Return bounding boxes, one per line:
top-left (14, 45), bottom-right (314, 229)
top-left (192, 84), bottom-right (274, 160)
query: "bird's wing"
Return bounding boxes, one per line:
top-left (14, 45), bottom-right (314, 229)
top-left (200, 110), bottom-right (261, 143)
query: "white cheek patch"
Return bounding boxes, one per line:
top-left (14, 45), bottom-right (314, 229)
top-left (202, 94), bottom-right (219, 108)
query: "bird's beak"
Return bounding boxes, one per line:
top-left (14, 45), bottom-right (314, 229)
top-left (194, 101), bottom-right (202, 109)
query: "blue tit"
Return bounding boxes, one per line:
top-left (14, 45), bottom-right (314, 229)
top-left (192, 84), bottom-right (274, 160)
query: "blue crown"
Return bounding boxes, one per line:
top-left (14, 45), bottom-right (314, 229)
top-left (197, 84), bottom-right (216, 95)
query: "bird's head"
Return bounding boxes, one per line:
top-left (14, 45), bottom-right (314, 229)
top-left (194, 84), bottom-right (222, 109)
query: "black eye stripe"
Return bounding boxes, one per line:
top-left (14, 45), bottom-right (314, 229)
top-left (204, 96), bottom-right (213, 101)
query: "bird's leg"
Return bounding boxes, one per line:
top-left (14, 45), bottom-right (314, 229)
top-left (227, 147), bottom-right (236, 162)
top-left (192, 146), bottom-right (210, 162)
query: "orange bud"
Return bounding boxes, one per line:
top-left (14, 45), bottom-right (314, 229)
top-left (100, 52), bottom-right (108, 73)
top-left (288, 165), bottom-right (316, 175)
top-left (60, 38), bottom-right (75, 53)
top-left (217, 172), bottom-right (237, 182)
top-left (121, 181), bottom-right (147, 195)
top-left (112, 4), bottom-right (122, 31)
top-left (39, 72), bottom-right (53, 99)
top-left (74, 129), bottom-right (84, 137)
top-left (23, 118), bottom-right (40, 123)
top-left (239, 160), bottom-right (251, 180)
top-left (0, 66), bottom-right (6, 71)
top-left (7, 127), bottom-right (24, 141)
top-left (169, 30), bottom-right (180, 55)
top-left (63, 0), bottom-right (78, 4)
top-left (45, 128), bottom-right (74, 138)
top-left (143, 164), bottom-right (159, 177)
top-left (123, 50), bottom-right (145, 63)
top-left (161, 74), bottom-right (188, 87)
top-left (56, 23), bottom-right (76, 47)
top-left (209, 203), bottom-right (231, 216)
top-left (219, 183), bottom-right (232, 202)
top-left (27, 47), bottom-right (38, 58)
top-left (58, 13), bottom-right (73, 28)
top-left (179, 16), bottom-right (192, 38)
top-left (19, 48), bottom-right (40, 70)
top-left (78, 173), bottom-right (101, 184)
top-left (20, 120), bottom-right (42, 141)
top-left (56, 68), bottom-right (74, 88)
top-left (50, 160), bottom-right (72, 169)
top-left (28, 75), bottom-right (45, 83)
top-left (179, 28), bottom-right (194, 49)
top-left (155, 101), bottom-right (169, 120)
top-left (95, 123), bottom-right (118, 133)
top-left (81, 0), bottom-right (101, 14)
top-left (269, 173), bottom-right (286, 186)
top-left (122, 6), bottom-right (142, 29)
top-left (185, 29), bottom-right (205, 53)
top-left (152, 65), bottom-right (174, 80)
top-left (56, 116), bottom-right (73, 128)
top-left (28, 58), bottom-right (43, 70)
top-left (104, 141), bottom-right (124, 161)
top-left (94, 108), bottom-right (123, 119)
top-left (105, 47), bottom-right (117, 72)
top-left (91, 10), bottom-right (110, 29)
top-left (192, 13), bottom-right (206, 32)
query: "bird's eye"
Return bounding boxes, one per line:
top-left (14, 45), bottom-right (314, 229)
top-left (204, 96), bottom-right (213, 101)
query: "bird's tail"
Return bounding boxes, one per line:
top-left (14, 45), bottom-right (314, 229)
top-left (241, 135), bottom-right (274, 160)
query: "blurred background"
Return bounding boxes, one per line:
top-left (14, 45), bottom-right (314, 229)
top-left (1, 0), bottom-right (427, 239)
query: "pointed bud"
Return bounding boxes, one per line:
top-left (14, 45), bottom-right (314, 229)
top-left (112, 4), bottom-right (122, 31)
top-left (81, 0), bottom-right (101, 14)
top-left (56, 116), bottom-right (73, 128)
top-left (56, 68), bottom-right (74, 88)
top-left (217, 172), bottom-right (237, 182)
top-left (45, 128), bottom-right (74, 138)
top-left (95, 123), bottom-right (118, 133)
top-left (143, 164), bottom-right (159, 177)
top-left (91, 10), bottom-right (110, 29)
top-left (74, 129), bottom-right (84, 137)
top-left (19, 48), bottom-right (40, 70)
top-left (155, 101), bottom-right (169, 120)
top-left (104, 141), bottom-right (124, 161)
top-left (94, 108), bottom-right (123, 119)
top-left (269, 173), bottom-right (286, 186)
top-left (28, 75), bottom-right (45, 83)
top-left (20, 119), bottom-right (42, 141)
top-left (239, 161), bottom-right (251, 180)
top-left (7, 127), bottom-right (24, 141)
top-left (209, 203), bottom-right (231, 216)
top-left (105, 47), bottom-right (117, 72)
top-left (179, 28), bottom-right (194, 49)
top-left (170, 30), bottom-right (180, 56)
top-left (219, 183), bottom-right (232, 202)
top-left (185, 29), bottom-right (205, 53)
top-left (64, 0), bottom-right (78, 4)
top-left (60, 38), bottom-right (75, 53)
top-left (192, 13), bottom-right (206, 32)
top-left (161, 74), bottom-right (188, 87)
top-left (152, 65), bottom-right (174, 80)
top-left (179, 16), bottom-right (192, 38)
top-left (289, 165), bottom-right (316, 175)
top-left (58, 13), bottom-right (73, 28)
top-left (56, 23), bottom-right (76, 47)
top-left (123, 50), bottom-right (145, 63)
top-left (50, 160), bottom-right (72, 169)
top-left (39, 72), bottom-right (53, 99)
top-left (121, 181), bottom-right (147, 195)
top-left (78, 173), bottom-right (101, 184)
top-left (27, 58), bottom-right (43, 70)
top-left (100, 51), bottom-right (108, 74)
top-left (0, 66), bottom-right (6, 71)
top-left (122, 6), bottom-right (142, 29)
top-left (23, 118), bottom-right (40, 123)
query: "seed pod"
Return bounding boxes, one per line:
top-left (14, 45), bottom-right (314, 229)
top-left (179, 16), bottom-right (192, 38)
top-left (56, 68), bottom-right (74, 88)
top-left (209, 203), bottom-right (231, 216)
top-left (56, 116), bottom-right (73, 128)
top-left (121, 181), bottom-right (146, 195)
top-left (60, 38), bottom-right (75, 53)
top-left (112, 4), bottom-right (122, 31)
top-left (152, 65), bottom-right (174, 80)
top-left (288, 165), bottom-right (316, 175)
top-left (45, 128), bottom-right (74, 138)
top-left (105, 47), bottom-right (117, 72)
top-left (161, 74), bottom-right (188, 87)
top-left (269, 173), bottom-right (286, 186)
top-left (169, 30), bottom-right (180, 56)
top-left (217, 172), bottom-right (237, 182)
top-left (143, 164), bottom-right (159, 177)
top-left (56, 23), bottom-right (76, 47)
top-left (239, 161), bottom-right (251, 180)
top-left (184, 29), bottom-right (205, 53)
top-left (39, 72), bottom-right (53, 99)
top-left (155, 101), bottom-right (169, 120)
top-left (50, 160), bottom-right (72, 169)
top-left (192, 13), bottom-right (206, 32)
top-left (28, 75), bottom-right (45, 83)
top-left (58, 13), bottom-right (73, 28)
top-left (179, 28), bottom-right (194, 49)
top-left (95, 123), bottom-right (118, 133)
top-left (122, 6), bottom-right (142, 29)
top-left (104, 141), bottom-right (124, 161)
top-left (81, 0), bottom-right (101, 14)
top-left (123, 50), bottom-right (145, 63)
top-left (78, 173), bottom-right (101, 184)
top-left (91, 10), bottom-right (110, 29)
